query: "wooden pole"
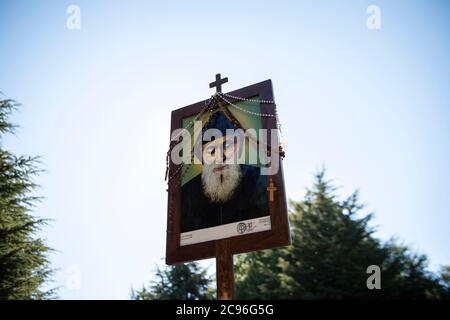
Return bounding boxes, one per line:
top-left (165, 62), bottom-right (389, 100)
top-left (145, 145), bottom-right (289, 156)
top-left (215, 240), bottom-right (235, 300)
top-left (212, 74), bottom-right (234, 300)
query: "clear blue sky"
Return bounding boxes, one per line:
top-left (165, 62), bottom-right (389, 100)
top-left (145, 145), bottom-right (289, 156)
top-left (0, 0), bottom-right (449, 299)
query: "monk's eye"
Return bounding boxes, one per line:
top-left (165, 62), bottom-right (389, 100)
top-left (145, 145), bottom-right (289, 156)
top-left (224, 140), bottom-right (233, 149)
top-left (207, 146), bottom-right (215, 155)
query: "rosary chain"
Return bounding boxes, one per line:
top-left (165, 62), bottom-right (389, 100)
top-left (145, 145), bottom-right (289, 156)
top-left (166, 92), bottom-right (285, 183)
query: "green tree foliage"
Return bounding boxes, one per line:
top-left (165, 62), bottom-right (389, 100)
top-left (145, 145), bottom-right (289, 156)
top-left (0, 97), bottom-right (53, 299)
top-left (235, 170), bottom-right (448, 299)
top-left (137, 170), bottom-right (448, 299)
top-left (132, 262), bottom-right (214, 300)
top-left (438, 266), bottom-right (450, 299)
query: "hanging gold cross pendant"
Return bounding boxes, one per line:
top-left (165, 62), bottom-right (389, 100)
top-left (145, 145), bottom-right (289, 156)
top-left (267, 178), bottom-right (277, 202)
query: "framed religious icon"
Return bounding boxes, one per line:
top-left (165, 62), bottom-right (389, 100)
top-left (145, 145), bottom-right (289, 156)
top-left (165, 78), bottom-right (290, 265)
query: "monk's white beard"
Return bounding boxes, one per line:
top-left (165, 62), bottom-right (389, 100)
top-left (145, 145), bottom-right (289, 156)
top-left (202, 164), bottom-right (242, 204)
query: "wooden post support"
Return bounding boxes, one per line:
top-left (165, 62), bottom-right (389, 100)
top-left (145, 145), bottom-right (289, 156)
top-left (215, 240), bottom-right (235, 300)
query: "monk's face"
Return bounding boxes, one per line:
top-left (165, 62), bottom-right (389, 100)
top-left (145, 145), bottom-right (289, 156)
top-left (201, 135), bottom-right (241, 203)
top-left (202, 135), bottom-right (238, 165)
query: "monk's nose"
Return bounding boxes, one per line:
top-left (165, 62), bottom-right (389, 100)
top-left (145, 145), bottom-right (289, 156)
top-left (215, 147), bottom-right (224, 164)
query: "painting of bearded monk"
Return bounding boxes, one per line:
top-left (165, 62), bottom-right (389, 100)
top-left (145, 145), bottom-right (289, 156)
top-left (180, 111), bottom-right (269, 234)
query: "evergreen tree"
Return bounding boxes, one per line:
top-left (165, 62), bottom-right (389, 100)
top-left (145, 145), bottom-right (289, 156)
top-left (438, 266), bottom-right (450, 299)
top-left (132, 262), bottom-right (214, 300)
top-left (0, 97), bottom-right (53, 299)
top-left (235, 170), bottom-right (446, 299)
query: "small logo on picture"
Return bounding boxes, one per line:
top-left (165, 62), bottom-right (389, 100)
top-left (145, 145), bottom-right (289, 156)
top-left (237, 223), bottom-right (247, 234)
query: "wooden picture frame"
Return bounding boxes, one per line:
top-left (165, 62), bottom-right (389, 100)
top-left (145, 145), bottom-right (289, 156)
top-left (166, 79), bottom-right (290, 265)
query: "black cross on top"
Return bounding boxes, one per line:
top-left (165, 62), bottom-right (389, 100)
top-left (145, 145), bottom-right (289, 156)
top-left (209, 73), bottom-right (228, 93)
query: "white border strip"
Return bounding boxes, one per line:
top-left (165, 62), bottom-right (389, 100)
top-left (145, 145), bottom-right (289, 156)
top-left (180, 216), bottom-right (271, 246)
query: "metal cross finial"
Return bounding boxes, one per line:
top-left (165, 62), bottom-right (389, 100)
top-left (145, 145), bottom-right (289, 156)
top-left (209, 73), bottom-right (228, 93)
